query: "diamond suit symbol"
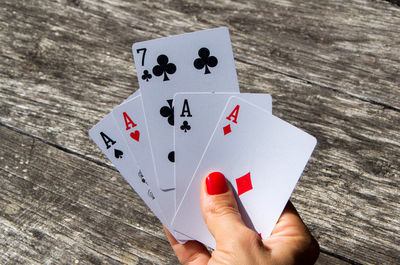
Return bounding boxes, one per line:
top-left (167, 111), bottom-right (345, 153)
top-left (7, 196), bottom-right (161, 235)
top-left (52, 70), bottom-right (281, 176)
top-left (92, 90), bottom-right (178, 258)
top-left (236, 172), bottom-right (253, 196)
top-left (223, 124), bottom-right (231, 135)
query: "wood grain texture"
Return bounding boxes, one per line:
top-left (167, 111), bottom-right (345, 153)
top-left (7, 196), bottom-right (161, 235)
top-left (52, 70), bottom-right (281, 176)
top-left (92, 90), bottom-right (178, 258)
top-left (0, 125), bottom-right (179, 264)
top-left (0, 124), bottom-right (350, 264)
top-left (316, 253), bottom-right (352, 265)
top-left (1, 0), bottom-right (399, 264)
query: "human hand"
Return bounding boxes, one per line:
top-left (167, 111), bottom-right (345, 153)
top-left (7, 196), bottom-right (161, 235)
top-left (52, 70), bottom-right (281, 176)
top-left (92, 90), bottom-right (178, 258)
top-left (164, 172), bottom-right (319, 265)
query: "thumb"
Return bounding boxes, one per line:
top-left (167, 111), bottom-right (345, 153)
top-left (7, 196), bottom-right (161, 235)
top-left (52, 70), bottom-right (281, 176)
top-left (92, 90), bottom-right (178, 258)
top-left (200, 172), bottom-right (248, 244)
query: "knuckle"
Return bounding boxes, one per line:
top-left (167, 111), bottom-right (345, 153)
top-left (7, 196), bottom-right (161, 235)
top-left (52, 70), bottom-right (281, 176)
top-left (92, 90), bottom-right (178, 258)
top-left (206, 196), bottom-right (240, 220)
top-left (182, 251), bottom-right (206, 265)
top-left (209, 204), bottom-right (239, 218)
top-left (215, 227), bottom-right (262, 255)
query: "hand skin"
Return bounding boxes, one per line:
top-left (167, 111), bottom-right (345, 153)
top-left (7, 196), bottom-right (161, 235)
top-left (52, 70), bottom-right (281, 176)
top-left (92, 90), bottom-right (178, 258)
top-left (164, 174), bottom-right (320, 265)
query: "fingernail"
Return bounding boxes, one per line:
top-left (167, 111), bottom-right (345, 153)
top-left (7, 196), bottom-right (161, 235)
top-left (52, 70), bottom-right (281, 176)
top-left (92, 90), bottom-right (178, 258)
top-left (206, 172), bottom-right (228, 195)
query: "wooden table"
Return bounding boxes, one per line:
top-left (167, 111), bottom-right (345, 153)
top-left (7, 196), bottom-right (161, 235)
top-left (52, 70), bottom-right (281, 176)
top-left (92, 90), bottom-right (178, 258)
top-left (1, 1), bottom-right (399, 264)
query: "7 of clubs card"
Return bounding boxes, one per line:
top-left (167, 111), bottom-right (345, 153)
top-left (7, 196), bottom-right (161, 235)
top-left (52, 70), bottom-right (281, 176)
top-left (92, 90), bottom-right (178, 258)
top-left (132, 27), bottom-right (239, 190)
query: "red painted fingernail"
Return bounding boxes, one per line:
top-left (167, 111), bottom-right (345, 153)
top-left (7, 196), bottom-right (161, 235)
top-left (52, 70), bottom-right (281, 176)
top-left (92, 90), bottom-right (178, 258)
top-left (206, 172), bottom-right (228, 195)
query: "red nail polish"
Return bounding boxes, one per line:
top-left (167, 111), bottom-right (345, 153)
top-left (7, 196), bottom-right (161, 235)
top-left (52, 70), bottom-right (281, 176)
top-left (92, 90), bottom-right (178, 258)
top-left (206, 172), bottom-right (228, 195)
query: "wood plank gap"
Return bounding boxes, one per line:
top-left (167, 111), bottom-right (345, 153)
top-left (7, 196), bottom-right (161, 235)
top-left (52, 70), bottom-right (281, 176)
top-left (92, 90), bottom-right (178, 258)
top-left (0, 167), bottom-right (172, 263)
top-left (0, 123), bottom-right (174, 245)
top-left (320, 248), bottom-right (363, 265)
top-left (235, 57), bottom-right (400, 112)
top-left (1, 154), bottom-right (170, 246)
top-left (385, 0), bottom-right (400, 7)
top-left (0, 121), bottom-right (114, 171)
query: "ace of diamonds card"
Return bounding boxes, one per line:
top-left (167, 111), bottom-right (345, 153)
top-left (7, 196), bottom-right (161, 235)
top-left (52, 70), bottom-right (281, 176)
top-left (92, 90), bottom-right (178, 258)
top-left (173, 96), bottom-right (317, 248)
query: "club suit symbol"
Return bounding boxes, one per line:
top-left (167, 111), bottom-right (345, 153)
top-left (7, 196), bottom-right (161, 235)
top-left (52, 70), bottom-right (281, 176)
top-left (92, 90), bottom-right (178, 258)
top-left (141, 70), bottom-right (152, 81)
top-left (152, 55), bottom-right (176, 81)
top-left (168, 151), bottom-right (175, 163)
top-left (180, 121), bottom-right (191, 132)
top-left (194, 47), bottom-right (218, 74)
top-left (160, 99), bottom-right (174, 126)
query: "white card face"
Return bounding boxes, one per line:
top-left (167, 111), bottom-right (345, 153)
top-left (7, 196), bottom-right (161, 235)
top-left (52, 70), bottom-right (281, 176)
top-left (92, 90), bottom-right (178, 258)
top-left (172, 96), bottom-right (317, 249)
top-left (132, 27), bottom-right (239, 190)
top-left (111, 96), bottom-right (190, 241)
top-left (88, 113), bottom-right (164, 224)
top-left (174, 92), bottom-right (272, 210)
top-left (125, 89), bottom-right (141, 102)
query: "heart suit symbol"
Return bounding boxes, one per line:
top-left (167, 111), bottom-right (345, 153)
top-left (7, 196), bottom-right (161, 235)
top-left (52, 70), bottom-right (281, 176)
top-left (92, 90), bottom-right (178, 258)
top-left (130, 130), bottom-right (140, 142)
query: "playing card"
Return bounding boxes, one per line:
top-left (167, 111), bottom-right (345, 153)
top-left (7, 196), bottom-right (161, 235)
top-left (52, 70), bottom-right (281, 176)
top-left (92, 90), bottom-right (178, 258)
top-left (111, 95), bottom-right (191, 241)
top-left (172, 96), bottom-right (317, 248)
top-left (126, 89), bottom-right (141, 101)
top-left (132, 27), bottom-right (239, 190)
top-left (88, 113), bottom-right (165, 226)
top-left (173, 92), bottom-right (272, 210)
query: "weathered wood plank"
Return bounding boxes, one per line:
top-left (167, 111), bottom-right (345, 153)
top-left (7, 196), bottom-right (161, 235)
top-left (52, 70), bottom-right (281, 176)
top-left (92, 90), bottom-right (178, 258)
top-left (316, 253), bottom-right (352, 265)
top-left (229, 0), bottom-right (400, 109)
top-left (0, 125), bottom-right (179, 264)
top-left (0, 125), bottom-right (354, 265)
top-left (0, 0), bottom-right (399, 264)
top-left (4, 0), bottom-right (397, 109)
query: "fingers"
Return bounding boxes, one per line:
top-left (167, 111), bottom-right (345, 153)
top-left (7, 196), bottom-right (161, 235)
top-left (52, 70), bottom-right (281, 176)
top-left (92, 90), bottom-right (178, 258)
top-left (264, 201), bottom-right (320, 265)
top-left (282, 202), bottom-right (320, 265)
top-left (271, 201), bottom-right (309, 236)
top-left (200, 172), bottom-right (253, 245)
top-left (163, 226), bottom-right (211, 265)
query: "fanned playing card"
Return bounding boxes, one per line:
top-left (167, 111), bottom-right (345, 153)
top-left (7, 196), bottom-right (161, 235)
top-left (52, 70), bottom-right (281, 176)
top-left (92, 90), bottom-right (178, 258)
top-left (172, 96), bottom-right (317, 248)
top-left (88, 113), bottom-right (165, 225)
top-left (111, 95), bottom-right (190, 241)
top-left (132, 27), bottom-right (239, 190)
top-left (173, 92), bottom-right (272, 210)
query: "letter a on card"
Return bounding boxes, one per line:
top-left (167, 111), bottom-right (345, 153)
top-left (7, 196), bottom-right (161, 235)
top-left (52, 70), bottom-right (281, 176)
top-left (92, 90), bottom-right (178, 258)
top-left (100, 132), bottom-right (116, 149)
top-left (226, 105), bottom-right (240, 123)
top-left (180, 99), bottom-right (192, 117)
top-left (123, 112), bottom-right (137, 130)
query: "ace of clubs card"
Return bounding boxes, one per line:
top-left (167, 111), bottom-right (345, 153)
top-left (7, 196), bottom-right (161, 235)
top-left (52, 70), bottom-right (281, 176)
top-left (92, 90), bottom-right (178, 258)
top-left (173, 96), bottom-right (317, 248)
top-left (173, 92), bottom-right (273, 209)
